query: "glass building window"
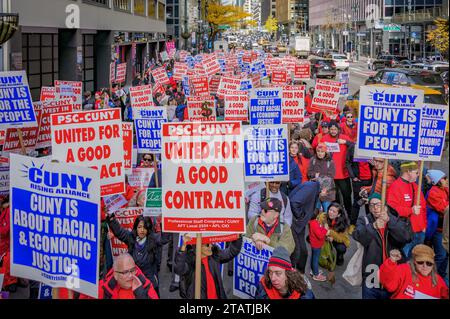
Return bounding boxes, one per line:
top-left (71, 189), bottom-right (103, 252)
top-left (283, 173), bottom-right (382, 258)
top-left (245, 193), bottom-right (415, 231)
top-left (158, 2), bottom-right (165, 20)
top-left (83, 34), bottom-right (95, 93)
top-left (114, 0), bottom-right (131, 12)
top-left (134, 0), bottom-right (146, 15)
top-left (148, 1), bottom-right (156, 18)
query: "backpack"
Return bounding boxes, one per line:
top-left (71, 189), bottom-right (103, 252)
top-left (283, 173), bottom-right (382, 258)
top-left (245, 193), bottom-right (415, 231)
top-left (319, 241), bottom-right (337, 272)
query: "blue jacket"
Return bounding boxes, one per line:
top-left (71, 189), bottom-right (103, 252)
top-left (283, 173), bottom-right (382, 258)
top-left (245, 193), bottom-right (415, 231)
top-left (148, 170), bottom-right (162, 188)
top-left (281, 156), bottom-right (303, 195)
top-left (288, 181), bottom-right (321, 234)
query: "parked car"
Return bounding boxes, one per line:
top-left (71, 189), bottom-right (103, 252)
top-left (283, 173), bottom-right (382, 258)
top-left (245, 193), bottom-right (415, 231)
top-left (365, 68), bottom-right (445, 94)
top-left (310, 58), bottom-right (337, 79)
top-left (371, 55), bottom-right (408, 70)
top-left (394, 60), bottom-right (423, 69)
top-left (422, 61), bottom-right (449, 73)
top-left (331, 54), bottom-right (350, 71)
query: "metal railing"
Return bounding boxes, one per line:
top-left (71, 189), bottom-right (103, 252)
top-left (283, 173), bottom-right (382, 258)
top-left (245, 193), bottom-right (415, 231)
top-left (113, 0), bottom-right (131, 12)
top-left (82, 0), bottom-right (109, 7)
top-left (391, 7), bottom-right (443, 24)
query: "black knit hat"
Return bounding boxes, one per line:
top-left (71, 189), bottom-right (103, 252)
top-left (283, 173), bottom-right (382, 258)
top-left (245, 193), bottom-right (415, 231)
top-left (268, 246), bottom-right (293, 270)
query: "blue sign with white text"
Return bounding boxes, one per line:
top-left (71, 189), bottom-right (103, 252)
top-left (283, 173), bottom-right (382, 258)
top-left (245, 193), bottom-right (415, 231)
top-left (249, 88), bottom-right (282, 125)
top-left (134, 107), bottom-right (167, 153)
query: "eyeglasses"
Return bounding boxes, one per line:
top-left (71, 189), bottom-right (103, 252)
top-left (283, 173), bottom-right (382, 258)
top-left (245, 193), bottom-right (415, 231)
top-left (369, 203), bottom-right (382, 208)
top-left (346, 115), bottom-right (353, 119)
top-left (143, 158), bottom-right (152, 162)
top-left (415, 261), bottom-right (434, 267)
top-left (269, 182), bottom-right (281, 185)
top-left (115, 267), bottom-right (137, 276)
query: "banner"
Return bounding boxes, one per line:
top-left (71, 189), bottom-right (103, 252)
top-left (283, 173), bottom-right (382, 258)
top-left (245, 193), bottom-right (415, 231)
top-left (244, 124), bottom-right (289, 182)
top-left (0, 71), bottom-right (37, 128)
top-left (339, 72), bottom-right (350, 96)
top-left (233, 237), bottom-right (273, 299)
top-left (10, 154), bottom-right (100, 298)
top-left (419, 104), bottom-right (449, 161)
top-left (134, 107), bottom-right (168, 153)
top-left (187, 96), bottom-right (217, 122)
top-left (162, 122), bottom-right (246, 233)
top-left (115, 63), bottom-right (127, 83)
top-left (355, 86), bottom-right (424, 160)
top-left (224, 90), bottom-right (249, 122)
top-left (51, 109), bottom-right (125, 196)
top-left (40, 87), bottom-right (56, 102)
top-left (294, 62), bottom-right (311, 80)
top-left (173, 62), bottom-right (188, 81)
top-left (36, 99), bottom-right (73, 149)
top-left (55, 80), bottom-right (82, 111)
top-left (129, 85), bottom-right (154, 108)
top-left (189, 76), bottom-right (210, 96)
top-left (310, 79), bottom-right (342, 113)
top-left (110, 208), bottom-right (143, 258)
top-left (152, 67), bottom-right (170, 85)
top-left (217, 76), bottom-right (242, 98)
top-left (122, 122), bottom-right (133, 175)
top-left (282, 85), bottom-right (305, 124)
top-left (249, 88), bottom-right (282, 125)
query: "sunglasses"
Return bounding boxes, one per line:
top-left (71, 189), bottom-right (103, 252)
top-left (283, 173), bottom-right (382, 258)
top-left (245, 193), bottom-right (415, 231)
top-left (346, 115), bottom-right (353, 118)
top-left (143, 158), bottom-right (152, 161)
top-left (415, 260), bottom-right (434, 267)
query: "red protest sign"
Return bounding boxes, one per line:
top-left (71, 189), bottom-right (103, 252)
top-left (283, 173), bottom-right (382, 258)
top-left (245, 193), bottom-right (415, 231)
top-left (187, 96), bottom-right (216, 122)
top-left (311, 79), bottom-right (342, 113)
top-left (152, 81), bottom-right (166, 97)
top-left (282, 85), bottom-right (305, 124)
top-left (122, 122), bottom-right (133, 175)
top-left (202, 55), bottom-right (221, 76)
top-left (110, 208), bottom-right (143, 258)
top-left (51, 109), bottom-right (125, 196)
top-left (55, 80), bottom-right (82, 111)
top-left (115, 63), bottom-right (127, 83)
top-left (0, 129), bottom-right (5, 147)
top-left (152, 67), bottom-right (170, 85)
top-left (3, 102), bottom-right (43, 153)
top-left (251, 73), bottom-right (261, 88)
top-left (179, 51), bottom-right (189, 62)
top-left (40, 86), bottom-right (56, 102)
top-left (224, 90), bottom-right (249, 122)
top-left (109, 62), bottom-right (116, 84)
top-left (162, 121), bottom-right (245, 233)
top-left (271, 69), bottom-right (288, 85)
top-left (294, 61), bottom-right (311, 80)
top-left (130, 85), bottom-right (154, 108)
top-left (217, 76), bottom-right (242, 98)
top-left (173, 62), bottom-right (188, 81)
top-left (189, 76), bottom-right (210, 96)
top-left (184, 233), bottom-right (240, 245)
top-left (208, 75), bottom-right (221, 96)
top-left (36, 99), bottom-right (73, 149)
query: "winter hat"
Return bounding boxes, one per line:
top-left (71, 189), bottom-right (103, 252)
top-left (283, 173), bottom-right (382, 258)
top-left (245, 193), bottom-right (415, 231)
top-left (321, 121), bottom-right (330, 128)
top-left (426, 170), bottom-right (446, 185)
top-left (260, 198), bottom-right (282, 213)
top-left (328, 120), bottom-right (340, 130)
top-left (368, 193), bottom-right (382, 202)
top-left (268, 246), bottom-right (294, 271)
top-left (400, 161), bottom-right (418, 173)
top-left (317, 143), bottom-right (328, 152)
top-left (412, 244), bottom-right (435, 263)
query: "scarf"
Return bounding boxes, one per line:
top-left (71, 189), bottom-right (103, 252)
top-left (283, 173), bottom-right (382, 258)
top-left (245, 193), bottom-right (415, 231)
top-left (258, 218), bottom-right (279, 238)
top-left (202, 257), bottom-right (218, 299)
top-left (260, 278), bottom-right (301, 299)
top-left (136, 236), bottom-right (147, 246)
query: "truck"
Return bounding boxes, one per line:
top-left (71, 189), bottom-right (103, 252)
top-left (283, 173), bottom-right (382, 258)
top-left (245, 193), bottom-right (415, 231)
top-left (290, 35), bottom-right (310, 59)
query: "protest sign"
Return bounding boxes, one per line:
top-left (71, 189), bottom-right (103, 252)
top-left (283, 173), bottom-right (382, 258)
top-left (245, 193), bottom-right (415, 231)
top-left (325, 142), bottom-right (341, 153)
top-left (243, 124), bottom-right (289, 182)
top-left (10, 154), bottom-right (100, 298)
top-left (182, 75), bottom-right (191, 97)
top-left (224, 90), bottom-right (249, 122)
top-left (419, 104), bottom-right (449, 161)
top-left (189, 76), bottom-right (210, 96)
top-left (310, 79), bottom-right (342, 113)
top-left (249, 88), bottom-right (282, 125)
top-left (129, 85), bottom-right (154, 108)
top-left (160, 51), bottom-right (169, 62)
top-left (179, 51), bottom-right (189, 63)
top-left (166, 41), bottom-right (176, 58)
top-left (36, 99), bottom-right (73, 149)
top-left (0, 71), bottom-right (37, 128)
top-left (152, 81), bottom-right (166, 97)
top-left (152, 67), bottom-right (170, 85)
top-left (173, 62), bottom-right (188, 81)
top-left (252, 61), bottom-right (267, 77)
top-left (339, 72), bottom-right (350, 96)
top-left (144, 188), bottom-right (162, 217)
top-left (240, 78), bottom-right (253, 91)
top-left (282, 85), bottom-right (305, 124)
top-left (115, 63), bottom-right (127, 83)
top-left (55, 80), bottom-right (82, 111)
top-left (208, 75), bottom-right (221, 96)
top-left (0, 128), bottom-right (5, 146)
top-left (51, 108), bottom-right (125, 196)
top-left (40, 86), bottom-right (56, 102)
top-left (250, 73), bottom-right (261, 89)
top-left (355, 86), bottom-right (424, 160)
top-left (0, 157), bottom-right (9, 196)
top-left (181, 234), bottom-right (239, 245)
top-left (127, 167), bottom-right (154, 188)
top-left (271, 70), bottom-right (288, 85)
top-left (109, 208), bottom-right (144, 258)
top-left (233, 237), bottom-right (273, 299)
top-left (134, 107), bottom-right (168, 153)
top-left (187, 96), bottom-right (217, 122)
top-left (122, 122), bottom-right (133, 174)
top-left (109, 63), bottom-right (116, 84)
top-left (162, 121), bottom-right (245, 233)
top-left (103, 194), bottom-right (128, 214)
top-left (217, 76), bottom-right (242, 98)
top-left (294, 61), bottom-right (311, 80)
top-left (38, 283), bottom-right (53, 300)
top-left (203, 55), bottom-right (222, 76)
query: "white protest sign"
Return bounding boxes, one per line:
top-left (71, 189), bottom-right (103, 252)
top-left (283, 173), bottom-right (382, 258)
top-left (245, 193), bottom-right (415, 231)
top-left (129, 85), bottom-right (154, 108)
top-left (282, 85), bottom-right (305, 124)
top-left (187, 96), bottom-right (216, 122)
top-left (55, 80), bottom-right (82, 111)
top-left (104, 194), bottom-right (128, 214)
top-left (311, 79), bottom-right (342, 113)
top-left (224, 90), bottom-right (249, 122)
top-left (325, 142), bottom-right (341, 153)
top-left (419, 104), bottom-right (449, 161)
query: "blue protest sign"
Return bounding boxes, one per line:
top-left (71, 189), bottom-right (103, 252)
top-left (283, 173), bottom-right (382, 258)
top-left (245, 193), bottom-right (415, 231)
top-left (182, 75), bottom-right (191, 97)
top-left (252, 61), bottom-right (267, 77)
top-left (355, 86), bottom-right (424, 160)
top-left (243, 124), bottom-right (289, 182)
top-left (38, 283), bottom-right (53, 299)
top-left (249, 88), bottom-right (282, 125)
top-left (0, 71), bottom-right (37, 128)
top-left (233, 237), bottom-right (273, 299)
top-left (339, 72), bottom-right (349, 96)
top-left (134, 107), bottom-right (167, 153)
top-left (419, 104), bottom-right (449, 162)
top-left (186, 56), bottom-right (195, 69)
top-left (10, 154), bottom-right (101, 298)
top-left (240, 79), bottom-right (253, 91)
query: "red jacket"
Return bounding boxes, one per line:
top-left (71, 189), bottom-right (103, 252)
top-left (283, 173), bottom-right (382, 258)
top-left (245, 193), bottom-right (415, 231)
top-left (309, 219), bottom-right (328, 249)
top-left (387, 178), bottom-right (427, 233)
top-left (340, 121), bottom-right (358, 142)
top-left (314, 134), bottom-right (352, 179)
top-left (361, 165), bottom-right (397, 195)
top-left (426, 186), bottom-right (449, 215)
top-left (379, 259), bottom-right (449, 299)
top-left (0, 206), bottom-right (10, 255)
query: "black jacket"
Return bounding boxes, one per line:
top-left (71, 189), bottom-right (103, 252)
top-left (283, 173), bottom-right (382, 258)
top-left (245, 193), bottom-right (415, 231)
top-left (255, 280), bottom-right (315, 299)
top-left (288, 181), bottom-right (321, 234)
top-left (352, 208), bottom-right (412, 280)
top-left (175, 236), bottom-right (243, 299)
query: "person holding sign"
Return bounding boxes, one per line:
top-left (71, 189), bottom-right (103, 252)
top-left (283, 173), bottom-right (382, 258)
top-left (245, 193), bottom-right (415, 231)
top-left (246, 198), bottom-right (295, 255)
top-left (387, 162), bottom-right (427, 260)
top-left (174, 234), bottom-right (243, 299)
top-left (340, 111), bottom-right (358, 143)
top-left (359, 158), bottom-right (397, 199)
top-left (280, 142), bottom-right (303, 195)
top-left (379, 245), bottom-right (448, 299)
top-left (255, 246), bottom-right (314, 299)
top-left (353, 193), bottom-right (412, 299)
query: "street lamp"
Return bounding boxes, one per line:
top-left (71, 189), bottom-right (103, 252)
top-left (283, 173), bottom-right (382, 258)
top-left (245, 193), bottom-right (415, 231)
top-left (0, 13), bottom-right (19, 46)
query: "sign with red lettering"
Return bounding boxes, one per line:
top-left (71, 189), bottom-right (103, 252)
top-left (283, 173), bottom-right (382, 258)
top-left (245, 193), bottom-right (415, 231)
top-left (187, 96), bottom-right (216, 122)
top-left (294, 61), bottom-right (311, 80)
top-left (162, 121), bottom-right (245, 233)
top-left (282, 85), bottom-right (305, 124)
top-left (110, 208), bottom-right (143, 258)
top-left (130, 85), bottom-right (154, 108)
top-left (51, 109), bottom-right (125, 196)
top-left (152, 67), bottom-right (170, 85)
top-left (250, 73), bottom-right (261, 88)
top-left (179, 51), bottom-right (189, 62)
top-left (311, 79), bottom-right (342, 113)
top-left (271, 70), bottom-right (288, 85)
top-left (122, 122), bottom-right (133, 175)
top-left (173, 62), bottom-right (188, 81)
top-left (109, 63), bottom-right (116, 84)
top-left (202, 55), bottom-right (222, 76)
top-left (55, 80), bottom-right (82, 111)
top-left (0, 129), bottom-right (5, 146)
top-left (40, 86), bottom-right (56, 102)
top-left (189, 76), bottom-right (210, 96)
top-left (152, 81), bottom-right (166, 97)
top-left (36, 99), bottom-right (73, 149)
top-left (3, 102), bottom-right (43, 153)
top-left (217, 76), bottom-right (242, 98)
top-left (115, 63), bottom-right (127, 83)
top-left (224, 91), bottom-right (249, 122)
top-left (208, 75), bottom-right (221, 96)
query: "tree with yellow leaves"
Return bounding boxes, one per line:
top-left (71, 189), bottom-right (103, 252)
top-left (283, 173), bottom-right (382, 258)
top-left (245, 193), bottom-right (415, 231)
top-left (206, 0), bottom-right (251, 48)
top-left (264, 17), bottom-right (278, 34)
top-left (427, 18), bottom-right (449, 59)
